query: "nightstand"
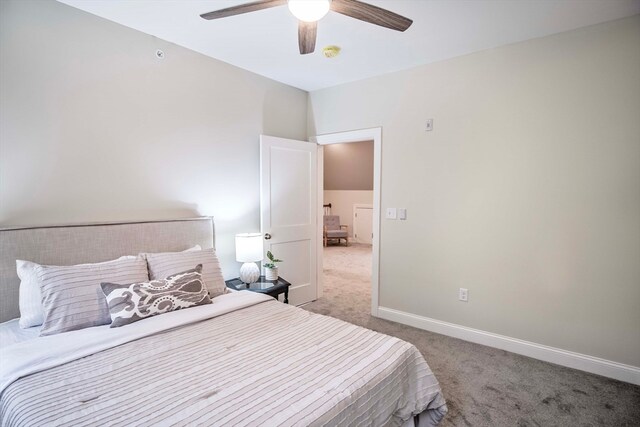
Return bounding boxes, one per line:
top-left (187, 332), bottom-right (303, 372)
top-left (225, 276), bottom-right (291, 304)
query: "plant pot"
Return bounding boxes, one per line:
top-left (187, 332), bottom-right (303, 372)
top-left (265, 267), bottom-right (278, 281)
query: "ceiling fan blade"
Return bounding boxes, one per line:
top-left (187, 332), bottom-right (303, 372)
top-left (200, 0), bottom-right (286, 20)
top-left (330, 0), bottom-right (413, 32)
top-left (298, 21), bottom-right (317, 55)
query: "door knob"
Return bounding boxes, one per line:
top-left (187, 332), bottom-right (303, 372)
top-left (264, 233), bottom-right (272, 240)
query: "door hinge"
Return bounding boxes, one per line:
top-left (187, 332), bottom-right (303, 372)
top-left (355, 213), bottom-right (358, 217)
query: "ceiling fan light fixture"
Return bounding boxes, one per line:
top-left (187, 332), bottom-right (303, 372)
top-left (288, 0), bottom-right (331, 23)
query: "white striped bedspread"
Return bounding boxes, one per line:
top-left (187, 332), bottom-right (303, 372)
top-left (1, 292), bottom-right (447, 426)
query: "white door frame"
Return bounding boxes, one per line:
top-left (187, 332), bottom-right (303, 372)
top-left (313, 128), bottom-right (382, 316)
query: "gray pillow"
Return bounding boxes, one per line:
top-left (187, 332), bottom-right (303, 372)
top-left (144, 248), bottom-right (226, 298)
top-left (18, 246), bottom-right (201, 330)
top-left (38, 255), bottom-right (149, 336)
top-left (101, 264), bottom-right (211, 328)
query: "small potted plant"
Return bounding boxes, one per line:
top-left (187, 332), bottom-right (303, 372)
top-left (263, 251), bottom-right (282, 281)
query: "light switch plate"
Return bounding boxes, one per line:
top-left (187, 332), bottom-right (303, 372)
top-left (386, 208), bottom-right (397, 220)
top-left (425, 119), bottom-right (434, 131)
top-left (398, 208), bottom-right (407, 220)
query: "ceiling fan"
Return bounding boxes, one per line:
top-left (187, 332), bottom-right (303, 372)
top-left (200, 0), bottom-right (413, 55)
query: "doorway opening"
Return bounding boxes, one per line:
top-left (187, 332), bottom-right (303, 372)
top-left (315, 128), bottom-right (382, 316)
top-left (322, 140), bottom-right (374, 314)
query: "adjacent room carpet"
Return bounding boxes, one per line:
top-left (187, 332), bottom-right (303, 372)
top-left (302, 243), bottom-right (640, 426)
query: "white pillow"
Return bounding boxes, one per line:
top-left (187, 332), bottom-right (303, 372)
top-left (16, 245), bottom-right (202, 329)
top-left (17, 260), bottom-right (44, 329)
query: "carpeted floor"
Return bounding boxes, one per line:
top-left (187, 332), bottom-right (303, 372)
top-left (302, 243), bottom-right (640, 426)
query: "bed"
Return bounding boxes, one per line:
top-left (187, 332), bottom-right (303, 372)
top-left (0, 217), bottom-right (447, 426)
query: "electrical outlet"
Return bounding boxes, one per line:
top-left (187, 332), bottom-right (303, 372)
top-left (398, 208), bottom-right (407, 220)
top-left (458, 288), bottom-right (468, 302)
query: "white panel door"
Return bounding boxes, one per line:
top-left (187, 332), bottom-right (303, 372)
top-left (354, 207), bottom-right (373, 245)
top-left (260, 135), bottom-right (317, 306)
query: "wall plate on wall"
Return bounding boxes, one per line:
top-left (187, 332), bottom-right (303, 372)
top-left (386, 207), bottom-right (397, 219)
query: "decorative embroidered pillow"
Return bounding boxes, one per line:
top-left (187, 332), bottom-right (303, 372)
top-left (101, 265), bottom-right (211, 328)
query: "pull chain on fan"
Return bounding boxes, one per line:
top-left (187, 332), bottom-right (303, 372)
top-left (200, 0), bottom-right (413, 55)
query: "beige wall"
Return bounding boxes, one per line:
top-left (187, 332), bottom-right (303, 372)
top-left (0, 0), bottom-right (308, 278)
top-left (3, 0), bottom-right (639, 369)
top-left (323, 190), bottom-right (374, 237)
top-left (324, 140), bottom-right (374, 190)
top-left (310, 16), bottom-right (640, 366)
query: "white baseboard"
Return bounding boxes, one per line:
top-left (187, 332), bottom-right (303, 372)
top-left (377, 306), bottom-right (640, 386)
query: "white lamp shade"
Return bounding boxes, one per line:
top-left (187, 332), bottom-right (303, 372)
top-left (235, 233), bottom-right (263, 262)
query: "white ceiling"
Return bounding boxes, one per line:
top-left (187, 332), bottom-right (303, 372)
top-left (57, 0), bottom-right (640, 91)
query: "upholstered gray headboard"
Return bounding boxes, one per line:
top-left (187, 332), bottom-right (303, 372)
top-left (0, 217), bottom-right (215, 323)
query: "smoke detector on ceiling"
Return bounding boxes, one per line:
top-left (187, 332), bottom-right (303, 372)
top-left (323, 45), bottom-right (341, 58)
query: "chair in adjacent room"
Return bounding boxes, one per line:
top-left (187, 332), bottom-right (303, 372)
top-left (323, 215), bottom-right (349, 247)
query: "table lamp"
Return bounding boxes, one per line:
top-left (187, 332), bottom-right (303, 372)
top-left (235, 233), bottom-right (263, 284)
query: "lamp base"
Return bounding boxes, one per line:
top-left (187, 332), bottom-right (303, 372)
top-left (239, 262), bottom-right (260, 284)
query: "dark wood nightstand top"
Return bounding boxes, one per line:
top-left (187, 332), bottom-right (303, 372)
top-left (225, 276), bottom-right (291, 303)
